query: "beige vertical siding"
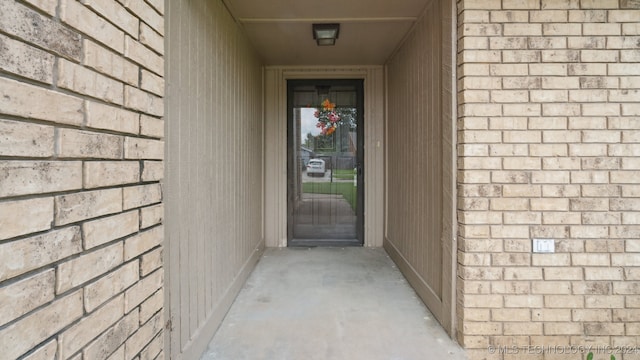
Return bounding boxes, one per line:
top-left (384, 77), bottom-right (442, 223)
top-left (165, 0), bottom-right (264, 358)
top-left (0, 0), bottom-right (165, 358)
top-left (364, 67), bottom-right (387, 248)
top-left (440, 0), bottom-right (457, 335)
top-left (457, 1), bottom-right (640, 359)
top-left (384, 0), bottom-right (456, 334)
top-left (264, 68), bottom-right (289, 247)
top-left (264, 67), bottom-right (385, 247)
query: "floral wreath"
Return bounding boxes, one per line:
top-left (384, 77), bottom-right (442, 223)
top-left (314, 99), bottom-right (339, 135)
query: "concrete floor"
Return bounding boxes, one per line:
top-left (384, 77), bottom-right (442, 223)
top-left (202, 247), bottom-right (467, 360)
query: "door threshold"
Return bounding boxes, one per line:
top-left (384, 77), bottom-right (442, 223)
top-left (288, 239), bottom-right (362, 247)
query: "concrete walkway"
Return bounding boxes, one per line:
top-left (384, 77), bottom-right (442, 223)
top-left (202, 247), bottom-right (467, 360)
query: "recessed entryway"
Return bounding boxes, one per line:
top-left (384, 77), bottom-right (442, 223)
top-left (165, 0), bottom-right (456, 358)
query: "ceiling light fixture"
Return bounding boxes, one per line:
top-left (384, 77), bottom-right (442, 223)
top-left (312, 23), bottom-right (340, 46)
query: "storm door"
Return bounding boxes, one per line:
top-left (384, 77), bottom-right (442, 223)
top-left (287, 79), bottom-right (364, 246)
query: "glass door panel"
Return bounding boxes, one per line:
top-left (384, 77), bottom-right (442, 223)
top-left (287, 80), bottom-right (364, 246)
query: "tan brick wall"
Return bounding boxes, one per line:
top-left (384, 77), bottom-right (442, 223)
top-left (0, 1), bottom-right (164, 359)
top-left (457, 1), bottom-right (640, 359)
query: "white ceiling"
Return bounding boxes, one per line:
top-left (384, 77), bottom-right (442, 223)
top-left (223, 0), bottom-right (431, 65)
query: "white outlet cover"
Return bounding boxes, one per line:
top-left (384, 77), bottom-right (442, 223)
top-left (533, 238), bottom-right (555, 253)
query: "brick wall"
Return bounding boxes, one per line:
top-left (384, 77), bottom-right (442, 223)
top-left (0, 1), bottom-right (165, 359)
top-left (457, 1), bottom-right (640, 359)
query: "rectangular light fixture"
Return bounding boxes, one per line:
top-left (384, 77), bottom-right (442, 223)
top-left (312, 23), bottom-right (340, 46)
